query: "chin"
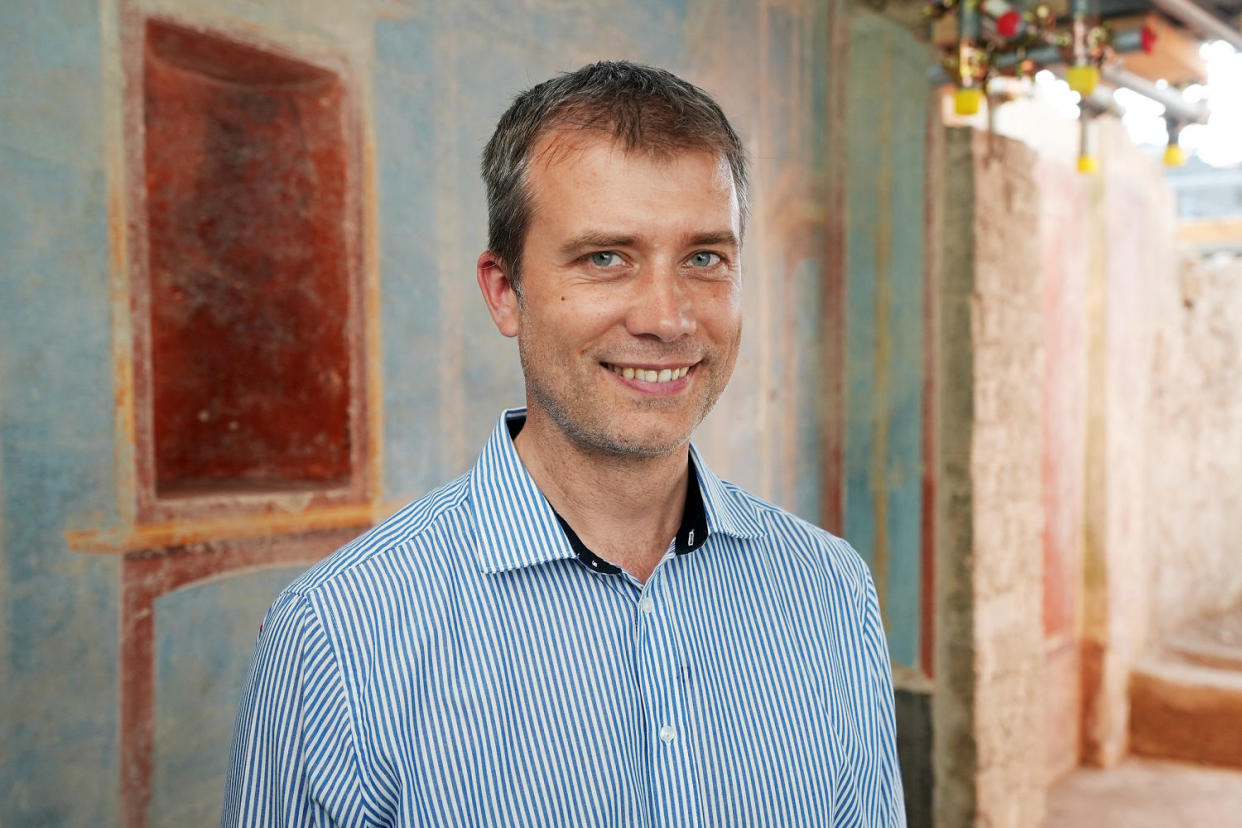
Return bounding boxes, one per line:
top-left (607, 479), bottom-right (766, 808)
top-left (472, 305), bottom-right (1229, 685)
top-left (605, 433), bottom-right (690, 458)
top-left (556, 414), bottom-right (694, 459)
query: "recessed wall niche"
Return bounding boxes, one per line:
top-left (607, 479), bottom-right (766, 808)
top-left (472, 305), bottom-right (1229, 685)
top-left (137, 19), bottom-right (364, 510)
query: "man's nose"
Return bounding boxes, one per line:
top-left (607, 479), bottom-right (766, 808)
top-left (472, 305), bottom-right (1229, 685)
top-left (625, 265), bottom-right (695, 341)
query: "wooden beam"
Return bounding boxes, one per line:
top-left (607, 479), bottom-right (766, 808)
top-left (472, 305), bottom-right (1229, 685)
top-left (1178, 216), bottom-right (1242, 247)
top-left (1114, 13), bottom-right (1208, 86)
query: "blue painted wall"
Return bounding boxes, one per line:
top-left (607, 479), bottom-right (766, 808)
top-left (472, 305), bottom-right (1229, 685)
top-left (149, 566), bottom-right (306, 826)
top-left (0, 1), bottom-right (861, 824)
top-left (1, 2), bottom-right (122, 823)
top-left (844, 11), bottom-right (930, 672)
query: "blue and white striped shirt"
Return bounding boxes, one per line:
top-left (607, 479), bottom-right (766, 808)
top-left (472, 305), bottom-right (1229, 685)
top-left (223, 409), bottom-right (905, 826)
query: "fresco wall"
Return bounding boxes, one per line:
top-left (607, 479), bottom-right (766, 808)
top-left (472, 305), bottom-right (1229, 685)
top-left (4, 1), bottom-right (935, 825)
top-left (843, 10), bottom-right (931, 678)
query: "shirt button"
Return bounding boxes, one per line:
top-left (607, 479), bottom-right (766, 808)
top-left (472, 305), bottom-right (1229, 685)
top-left (659, 725), bottom-right (677, 744)
top-left (639, 596), bottom-right (655, 615)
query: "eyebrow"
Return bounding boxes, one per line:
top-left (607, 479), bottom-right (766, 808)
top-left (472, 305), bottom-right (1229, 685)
top-left (557, 229), bottom-right (740, 258)
top-left (686, 231), bottom-right (740, 249)
top-left (558, 232), bottom-right (638, 257)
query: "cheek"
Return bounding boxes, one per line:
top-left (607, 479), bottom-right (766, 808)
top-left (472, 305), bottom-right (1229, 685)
top-left (518, 299), bottom-right (609, 353)
top-left (708, 288), bottom-right (743, 341)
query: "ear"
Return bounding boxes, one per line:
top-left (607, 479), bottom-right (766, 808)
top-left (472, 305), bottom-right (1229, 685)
top-left (476, 250), bottom-right (520, 338)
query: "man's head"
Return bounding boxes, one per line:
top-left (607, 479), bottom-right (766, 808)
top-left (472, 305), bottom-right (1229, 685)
top-left (477, 62), bottom-right (747, 459)
top-left (481, 60), bottom-right (749, 287)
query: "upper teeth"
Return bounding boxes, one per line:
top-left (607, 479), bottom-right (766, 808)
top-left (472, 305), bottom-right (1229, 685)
top-left (608, 364), bottom-right (691, 383)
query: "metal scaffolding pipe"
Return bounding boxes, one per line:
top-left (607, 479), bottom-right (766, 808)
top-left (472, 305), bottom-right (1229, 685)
top-left (959, 0), bottom-right (981, 44)
top-left (991, 25), bottom-right (1143, 71)
top-left (1100, 64), bottom-right (1211, 122)
top-left (1150, 0), bottom-right (1242, 52)
top-left (1112, 26), bottom-right (1147, 53)
top-left (1070, 0), bottom-right (1092, 64)
top-left (925, 26), bottom-right (1148, 79)
top-left (993, 44), bottom-right (1063, 69)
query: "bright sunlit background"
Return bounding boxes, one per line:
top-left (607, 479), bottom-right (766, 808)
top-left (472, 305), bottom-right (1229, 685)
top-left (1030, 40), bottom-right (1241, 168)
top-left (1179, 40), bottom-right (1242, 166)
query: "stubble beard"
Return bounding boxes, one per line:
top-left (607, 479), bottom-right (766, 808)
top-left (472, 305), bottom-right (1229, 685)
top-left (517, 337), bottom-right (729, 460)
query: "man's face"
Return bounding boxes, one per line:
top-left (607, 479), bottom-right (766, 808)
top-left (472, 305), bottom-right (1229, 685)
top-left (487, 131), bottom-right (743, 458)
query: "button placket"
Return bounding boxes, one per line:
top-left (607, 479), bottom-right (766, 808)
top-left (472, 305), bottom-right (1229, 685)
top-left (636, 567), bottom-right (703, 826)
top-left (638, 577), bottom-right (682, 745)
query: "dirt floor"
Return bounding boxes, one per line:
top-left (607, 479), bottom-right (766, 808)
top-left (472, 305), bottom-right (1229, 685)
top-left (1045, 757), bottom-right (1242, 826)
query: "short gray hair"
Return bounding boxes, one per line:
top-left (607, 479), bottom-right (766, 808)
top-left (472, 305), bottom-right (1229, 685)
top-left (482, 61), bottom-right (749, 286)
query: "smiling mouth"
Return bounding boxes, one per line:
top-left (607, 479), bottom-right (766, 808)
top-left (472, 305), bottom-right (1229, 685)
top-left (603, 363), bottom-right (693, 383)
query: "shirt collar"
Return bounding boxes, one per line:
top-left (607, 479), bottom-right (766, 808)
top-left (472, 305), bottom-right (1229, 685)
top-left (468, 408), bottom-right (764, 575)
top-left (551, 460), bottom-right (708, 576)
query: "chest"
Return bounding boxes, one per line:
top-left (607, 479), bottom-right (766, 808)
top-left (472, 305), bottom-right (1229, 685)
top-left (364, 555), bottom-right (867, 826)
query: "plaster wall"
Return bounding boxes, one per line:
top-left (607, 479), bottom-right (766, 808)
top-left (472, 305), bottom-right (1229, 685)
top-left (967, 130), bottom-right (1048, 827)
top-left (1035, 150), bottom-right (1089, 781)
top-left (1029, 111), bottom-right (1242, 775)
top-left (1, 1), bottom-right (847, 824)
top-left (933, 107), bottom-right (1209, 823)
top-left (843, 10), bottom-right (930, 675)
top-left (1146, 253), bottom-right (1242, 635)
top-left (1081, 121), bottom-right (1171, 765)
top-left (933, 127), bottom-right (1051, 828)
top-left (986, 104), bottom-right (1090, 781)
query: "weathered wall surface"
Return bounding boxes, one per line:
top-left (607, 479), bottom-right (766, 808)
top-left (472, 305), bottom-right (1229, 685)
top-left (1, 1), bottom-right (849, 824)
top-left (2, 3), bottom-right (122, 822)
top-left (1146, 253), bottom-right (1242, 635)
top-left (932, 127), bottom-right (1050, 828)
top-left (1035, 149), bottom-right (1089, 782)
top-left (931, 107), bottom-right (1203, 823)
top-left (844, 9), bottom-right (931, 675)
top-left (1081, 121), bottom-right (1172, 765)
top-left (932, 125), bottom-right (981, 828)
top-left (966, 130), bottom-right (1048, 827)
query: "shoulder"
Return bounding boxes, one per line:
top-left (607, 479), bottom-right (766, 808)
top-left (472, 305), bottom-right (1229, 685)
top-left (285, 472), bottom-right (475, 600)
top-left (252, 472), bottom-right (485, 714)
top-left (717, 478), bottom-right (874, 599)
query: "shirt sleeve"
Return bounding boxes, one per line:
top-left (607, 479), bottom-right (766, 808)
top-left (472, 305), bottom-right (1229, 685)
top-left (222, 590), bottom-right (375, 827)
top-left (858, 569), bottom-right (909, 827)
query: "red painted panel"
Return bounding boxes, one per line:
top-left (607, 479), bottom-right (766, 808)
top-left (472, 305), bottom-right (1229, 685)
top-left (144, 21), bottom-right (352, 494)
top-left (119, 527), bottom-right (365, 827)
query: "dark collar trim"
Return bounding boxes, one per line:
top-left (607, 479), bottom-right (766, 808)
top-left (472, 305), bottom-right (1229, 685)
top-left (676, 461), bottom-right (709, 555)
top-left (553, 461), bottom-right (709, 576)
top-left (553, 512), bottom-right (623, 575)
top-left (505, 412), bottom-right (709, 575)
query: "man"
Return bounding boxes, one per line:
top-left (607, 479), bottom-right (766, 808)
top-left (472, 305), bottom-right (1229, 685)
top-left (224, 61), bottom-right (904, 826)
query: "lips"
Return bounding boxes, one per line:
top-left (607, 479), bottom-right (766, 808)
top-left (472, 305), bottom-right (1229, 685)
top-left (602, 363), bottom-right (693, 383)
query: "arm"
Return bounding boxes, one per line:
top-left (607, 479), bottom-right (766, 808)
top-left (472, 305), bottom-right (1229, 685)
top-left (222, 591), bottom-right (375, 827)
top-left (858, 570), bottom-right (908, 827)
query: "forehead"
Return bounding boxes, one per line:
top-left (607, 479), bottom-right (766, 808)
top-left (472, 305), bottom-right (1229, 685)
top-left (525, 129), bottom-right (738, 227)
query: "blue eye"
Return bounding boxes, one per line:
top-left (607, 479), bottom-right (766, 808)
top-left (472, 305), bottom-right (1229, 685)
top-left (589, 251), bottom-right (621, 267)
top-left (689, 252), bottom-right (720, 267)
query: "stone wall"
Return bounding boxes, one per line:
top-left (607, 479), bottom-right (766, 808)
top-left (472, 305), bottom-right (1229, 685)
top-left (930, 114), bottom-right (1184, 825)
top-left (968, 130), bottom-right (1051, 826)
top-left (971, 132), bottom-right (1050, 826)
top-left (933, 127), bottom-right (1050, 828)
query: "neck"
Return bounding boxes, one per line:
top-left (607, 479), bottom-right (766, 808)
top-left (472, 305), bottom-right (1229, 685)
top-left (513, 408), bottom-right (689, 583)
